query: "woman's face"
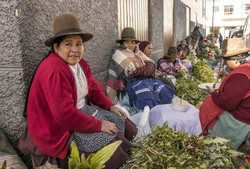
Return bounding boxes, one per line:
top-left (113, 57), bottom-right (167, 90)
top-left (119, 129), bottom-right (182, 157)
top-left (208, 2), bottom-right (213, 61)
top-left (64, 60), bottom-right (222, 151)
top-left (168, 57), bottom-right (176, 63)
top-left (143, 44), bottom-right (153, 57)
top-left (177, 51), bottom-right (183, 58)
top-left (123, 40), bottom-right (136, 51)
top-left (53, 35), bottom-right (84, 65)
top-left (181, 44), bottom-right (186, 49)
top-left (202, 41), bottom-right (208, 47)
top-left (192, 38), bottom-right (198, 43)
top-left (225, 59), bottom-right (241, 70)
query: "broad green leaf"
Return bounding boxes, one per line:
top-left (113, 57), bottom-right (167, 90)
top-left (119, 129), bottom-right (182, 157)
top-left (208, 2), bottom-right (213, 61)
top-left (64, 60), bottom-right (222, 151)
top-left (68, 141), bottom-right (81, 169)
top-left (80, 154), bottom-right (91, 169)
top-left (68, 158), bottom-right (80, 169)
top-left (90, 140), bottom-right (122, 168)
top-left (95, 164), bottom-right (105, 169)
top-left (87, 153), bottom-right (95, 163)
top-left (70, 141), bottom-right (81, 163)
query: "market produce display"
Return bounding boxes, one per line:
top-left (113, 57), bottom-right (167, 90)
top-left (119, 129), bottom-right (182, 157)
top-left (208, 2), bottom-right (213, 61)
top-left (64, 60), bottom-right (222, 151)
top-left (175, 78), bottom-right (207, 108)
top-left (122, 123), bottom-right (250, 169)
top-left (191, 60), bottom-right (215, 83)
top-left (175, 68), bottom-right (189, 80)
top-left (197, 50), bottom-right (209, 60)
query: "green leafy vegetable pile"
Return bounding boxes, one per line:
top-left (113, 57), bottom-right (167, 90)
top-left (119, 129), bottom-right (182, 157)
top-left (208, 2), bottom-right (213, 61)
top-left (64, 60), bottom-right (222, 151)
top-left (191, 60), bottom-right (215, 83)
top-left (175, 78), bottom-right (207, 108)
top-left (122, 123), bottom-right (249, 169)
top-left (197, 50), bottom-right (209, 60)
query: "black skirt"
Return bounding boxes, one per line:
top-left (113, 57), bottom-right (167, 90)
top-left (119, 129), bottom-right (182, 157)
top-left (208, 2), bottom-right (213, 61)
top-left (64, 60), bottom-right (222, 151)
top-left (19, 106), bottom-right (138, 169)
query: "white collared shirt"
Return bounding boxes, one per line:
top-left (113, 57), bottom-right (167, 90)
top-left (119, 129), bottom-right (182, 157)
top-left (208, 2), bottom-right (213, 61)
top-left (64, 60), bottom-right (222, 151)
top-left (69, 63), bottom-right (88, 109)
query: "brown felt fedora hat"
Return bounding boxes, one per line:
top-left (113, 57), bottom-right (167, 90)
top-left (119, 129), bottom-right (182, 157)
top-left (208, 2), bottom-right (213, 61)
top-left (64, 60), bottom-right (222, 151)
top-left (116, 27), bottom-right (141, 44)
top-left (179, 40), bottom-right (187, 46)
top-left (191, 31), bottom-right (200, 39)
top-left (221, 38), bottom-right (250, 58)
top-left (164, 47), bottom-right (177, 58)
top-left (45, 14), bottom-right (93, 47)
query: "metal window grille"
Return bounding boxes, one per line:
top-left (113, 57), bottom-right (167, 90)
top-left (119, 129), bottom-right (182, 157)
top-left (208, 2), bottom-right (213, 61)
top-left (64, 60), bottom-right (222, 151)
top-left (213, 6), bottom-right (219, 13)
top-left (117, 0), bottom-right (148, 41)
top-left (224, 5), bottom-right (234, 15)
top-left (245, 4), bottom-right (250, 14)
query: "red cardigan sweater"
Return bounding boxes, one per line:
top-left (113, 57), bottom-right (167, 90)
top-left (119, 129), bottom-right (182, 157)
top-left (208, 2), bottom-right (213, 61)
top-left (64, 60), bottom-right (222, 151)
top-left (211, 62), bottom-right (250, 124)
top-left (200, 62), bottom-right (250, 134)
top-left (27, 53), bottom-right (114, 159)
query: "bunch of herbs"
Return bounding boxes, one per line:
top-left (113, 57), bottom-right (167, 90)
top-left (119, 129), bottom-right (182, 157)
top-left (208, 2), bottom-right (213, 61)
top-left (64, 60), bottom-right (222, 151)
top-left (122, 123), bottom-right (248, 169)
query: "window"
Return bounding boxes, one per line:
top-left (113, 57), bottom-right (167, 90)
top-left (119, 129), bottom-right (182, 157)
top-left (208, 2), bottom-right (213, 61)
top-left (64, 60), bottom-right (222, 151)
top-left (224, 5), bottom-right (233, 15)
top-left (245, 4), bottom-right (250, 14)
top-left (213, 6), bottom-right (219, 13)
top-left (117, 0), bottom-right (148, 41)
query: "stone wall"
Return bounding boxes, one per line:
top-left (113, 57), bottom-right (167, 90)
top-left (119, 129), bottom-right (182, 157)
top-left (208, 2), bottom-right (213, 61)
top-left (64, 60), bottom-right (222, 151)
top-left (0, 0), bottom-right (26, 146)
top-left (174, 0), bottom-right (187, 45)
top-left (0, 0), bottom-right (118, 166)
top-left (149, 0), bottom-right (165, 62)
top-left (174, 0), bottom-right (207, 46)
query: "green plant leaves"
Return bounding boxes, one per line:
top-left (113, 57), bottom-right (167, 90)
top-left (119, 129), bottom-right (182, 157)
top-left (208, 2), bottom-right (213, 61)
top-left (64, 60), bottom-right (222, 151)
top-left (69, 142), bottom-right (81, 169)
top-left (191, 60), bottom-right (215, 83)
top-left (68, 140), bottom-right (122, 169)
top-left (122, 123), bottom-right (247, 169)
top-left (90, 140), bottom-right (122, 168)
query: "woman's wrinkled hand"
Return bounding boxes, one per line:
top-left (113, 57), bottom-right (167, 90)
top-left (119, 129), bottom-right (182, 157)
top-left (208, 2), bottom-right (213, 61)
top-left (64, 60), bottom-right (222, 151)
top-left (206, 85), bottom-right (215, 94)
top-left (101, 120), bottom-right (118, 134)
top-left (218, 71), bottom-right (228, 80)
top-left (155, 70), bottom-right (162, 78)
top-left (110, 106), bottom-right (127, 118)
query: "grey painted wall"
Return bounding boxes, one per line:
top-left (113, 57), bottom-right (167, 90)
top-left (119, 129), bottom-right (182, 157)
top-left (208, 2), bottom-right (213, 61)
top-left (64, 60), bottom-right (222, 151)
top-left (174, 0), bottom-right (187, 46)
top-left (0, 0), bottom-right (26, 146)
top-left (149, 0), bottom-right (165, 62)
top-left (174, 0), bottom-right (206, 46)
top-left (0, 0), bottom-right (118, 166)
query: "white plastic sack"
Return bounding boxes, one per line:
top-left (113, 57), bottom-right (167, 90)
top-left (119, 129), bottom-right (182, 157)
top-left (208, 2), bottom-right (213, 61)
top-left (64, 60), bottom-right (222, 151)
top-left (115, 104), bottom-right (151, 137)
top-left (149, 103), bottom-right (202, 135)
top-left (133, 106), bottom-right (151, 138)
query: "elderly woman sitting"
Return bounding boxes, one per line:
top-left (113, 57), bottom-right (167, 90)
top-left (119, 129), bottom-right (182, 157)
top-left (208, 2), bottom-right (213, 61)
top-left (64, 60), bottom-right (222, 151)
top-left (157, 47), bottom-right (183, 76)
top-left (139, 41), bottom-right (153, 58)
top-left (107, 29), bottom-right (202, 136)
top-left (200, 38), bottom-right (250, 154)
top-left (107, 27), bottom-right (174, 111)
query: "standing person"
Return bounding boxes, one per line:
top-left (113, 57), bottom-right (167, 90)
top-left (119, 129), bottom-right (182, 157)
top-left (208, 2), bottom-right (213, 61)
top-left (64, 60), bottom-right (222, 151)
top-left (217, 31), bottom-right (223, 49)
top-left (139, 41), bottom-right (153, 58)
top-left (19, 14), bottom-right (137, 169)
top-left (200, 38), bottom-right (250, 153)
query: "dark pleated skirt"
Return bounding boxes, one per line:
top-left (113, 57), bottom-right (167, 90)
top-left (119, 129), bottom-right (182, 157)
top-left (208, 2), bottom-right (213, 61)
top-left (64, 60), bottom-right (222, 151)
top-left (19, 118), bottom-right (137, 169)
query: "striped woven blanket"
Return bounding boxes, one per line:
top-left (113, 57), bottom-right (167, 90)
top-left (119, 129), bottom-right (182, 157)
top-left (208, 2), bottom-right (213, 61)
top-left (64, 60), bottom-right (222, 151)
top-left (107, 45), bottom-right (154, 103)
